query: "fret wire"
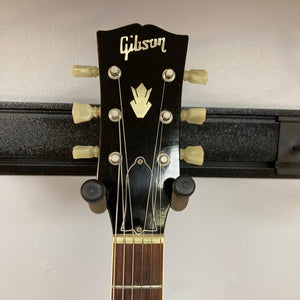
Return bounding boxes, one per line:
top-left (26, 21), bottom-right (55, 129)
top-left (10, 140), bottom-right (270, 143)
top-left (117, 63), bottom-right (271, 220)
top-left (114, 285), bottom-right (162, 289)
top-left (113, 235), bottom-right (164, 244)
top-left (112, 241), bottom-right (164, 299)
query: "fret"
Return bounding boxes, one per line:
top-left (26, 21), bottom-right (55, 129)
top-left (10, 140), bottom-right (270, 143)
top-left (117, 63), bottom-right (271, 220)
top-left (114, 285), bottom-right (162, 289)
top-left (111, 234), bottom-right (164, 300)
top-left (113, 289), bottom-right (162, 300)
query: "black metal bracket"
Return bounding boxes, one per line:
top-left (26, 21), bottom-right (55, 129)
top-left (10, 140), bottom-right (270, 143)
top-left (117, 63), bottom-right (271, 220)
top-left (276, 116), bottom-right (300, 176)
top-left (1, 101), bottom-right (300, 178)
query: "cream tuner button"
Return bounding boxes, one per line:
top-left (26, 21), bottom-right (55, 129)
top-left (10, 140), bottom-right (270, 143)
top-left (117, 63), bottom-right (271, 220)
top-left (181, 108), bottom-right (206, 125)
top-left (72, 102), bottom-right (101, 124)
top-left (183, 69), bottom-right (208, 85)
top-left (73, 146), bottom-right (99, 159)
top-left (72, 65), bottom-right (99, 77)
top-left (180, 146), bottom-right (204, 166)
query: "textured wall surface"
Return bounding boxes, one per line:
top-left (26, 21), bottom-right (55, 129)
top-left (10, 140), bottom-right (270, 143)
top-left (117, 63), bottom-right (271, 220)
top-left (1, 0), bottom-right (300, 299)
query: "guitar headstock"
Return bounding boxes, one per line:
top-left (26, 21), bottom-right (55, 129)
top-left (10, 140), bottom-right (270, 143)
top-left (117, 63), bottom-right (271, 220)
top-left (72, 24), bottom-right (208, 235)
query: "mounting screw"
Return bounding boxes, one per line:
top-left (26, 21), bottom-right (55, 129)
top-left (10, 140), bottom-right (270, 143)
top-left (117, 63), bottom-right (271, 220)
top-left (137, 158), bottom-right (144, 165)
top-left (135, 226), bottom-right (142, 234)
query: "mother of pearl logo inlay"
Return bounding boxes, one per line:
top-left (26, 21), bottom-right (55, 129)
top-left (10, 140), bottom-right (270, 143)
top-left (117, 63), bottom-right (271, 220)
top-left (130, 83), bottom-right (152, 118)
top-left (120, 35), bottom-right (167, 61)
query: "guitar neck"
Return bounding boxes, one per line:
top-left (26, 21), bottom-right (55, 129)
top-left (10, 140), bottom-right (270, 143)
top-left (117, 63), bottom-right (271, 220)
top-left (111, 234), bottom-right (164, 300)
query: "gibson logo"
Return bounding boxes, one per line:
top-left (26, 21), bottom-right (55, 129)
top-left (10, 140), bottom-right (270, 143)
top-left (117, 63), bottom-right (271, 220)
top-left (130, 83), bottom-right (152, 118)
top-left (120, 35), bottom-right (167, 61)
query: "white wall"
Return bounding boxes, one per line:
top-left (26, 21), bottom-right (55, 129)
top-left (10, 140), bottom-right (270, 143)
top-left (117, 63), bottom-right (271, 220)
top-left (1, 0), bottom-right (300, 299)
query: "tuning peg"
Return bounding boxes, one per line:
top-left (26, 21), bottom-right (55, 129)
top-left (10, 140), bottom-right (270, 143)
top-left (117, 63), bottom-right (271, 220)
top-left (81, 179), bottom-right (107, 214)
top-left (180, 146), bottom-right (204, 166)
top-left (72, 65), bottom-right (99, 77)
top-left (72, 102), bottom-right (101, 124)
top-left (183, 69), bottom-right (208, 85)
top-left (171, 175), bottom-right (195, 211)
top-left (73, 146), bottom-right (99, 159)
top-left (181, 108), bottom-right (206, 125)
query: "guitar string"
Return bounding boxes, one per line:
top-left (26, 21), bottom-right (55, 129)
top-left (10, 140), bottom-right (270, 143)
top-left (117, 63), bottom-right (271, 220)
top-left (117, 78), bottom-right (135, 300)
top-left (126, 173), bottom-right (135, 300)
top-left (151, 115), bottom-right (165, 299)
top-left (112, 161), bottom-right (121, 300)
top-left (117, 79), bottom-right (127, 300)
top-left (141, 80), bottom-right (166, 234)
top-left (157, 122), bottom-right (165, 297)
top-left (150, 162), bottom-right (158, 299)
top-left (150, 78), bottom-right (169, 298)
top-left (119, 123), bottom-right (126, 300)
top-left (150, 122), bottom-right (163, 299)
top-left (124, 174), bottom-right (135, 300)
top-left (157, 119), bottom-right (165, 297)
top-left (148, 81), bottom-right (166, 300)
top-left (112, 116), bottom-right (125, 300)
top-left (159, 163), bottom-right (163, 297)
top-left (159, 163), bottom-right (163, 293)
top-left (113, 72), bottom-right (169, 299)
top-left (141, 80), bottom-right (166, 300)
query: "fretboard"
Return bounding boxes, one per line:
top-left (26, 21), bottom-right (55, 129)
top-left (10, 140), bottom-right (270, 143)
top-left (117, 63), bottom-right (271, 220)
top-left (111, 234), bottom-right (164, 300)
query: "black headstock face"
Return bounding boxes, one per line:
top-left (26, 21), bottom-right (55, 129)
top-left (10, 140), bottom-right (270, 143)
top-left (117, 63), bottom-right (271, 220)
top-left (97, 24), bottom-right (188, 235)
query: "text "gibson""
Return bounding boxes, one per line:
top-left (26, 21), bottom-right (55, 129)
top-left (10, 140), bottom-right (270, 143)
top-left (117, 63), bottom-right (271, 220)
top-left (120, 35), bottom-right (167, 61)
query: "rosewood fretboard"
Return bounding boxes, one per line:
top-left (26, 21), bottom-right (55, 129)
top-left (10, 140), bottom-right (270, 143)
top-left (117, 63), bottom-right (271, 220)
top-left (111, 235), bottom-right (164, 300)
